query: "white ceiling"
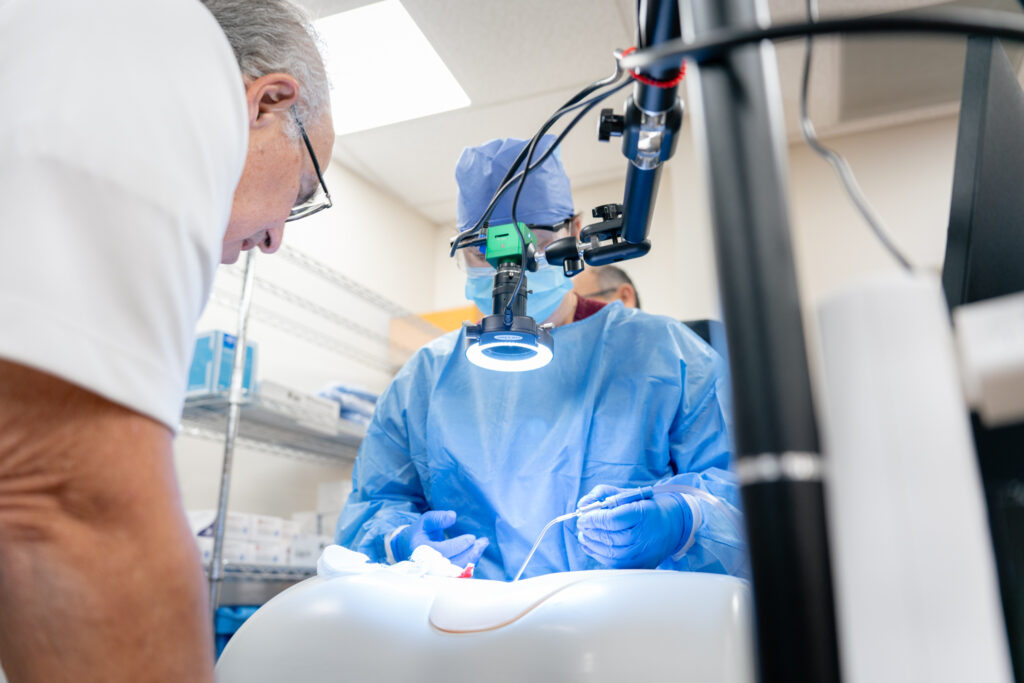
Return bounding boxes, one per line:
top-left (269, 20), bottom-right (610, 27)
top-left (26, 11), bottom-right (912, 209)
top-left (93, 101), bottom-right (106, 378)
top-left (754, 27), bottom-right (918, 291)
top-left (296, 0), bottom-right (1023, 226)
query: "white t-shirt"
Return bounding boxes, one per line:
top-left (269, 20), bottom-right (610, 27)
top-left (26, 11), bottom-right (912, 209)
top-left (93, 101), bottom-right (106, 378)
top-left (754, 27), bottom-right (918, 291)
top-left (0, 0), bottom-right (248, 429)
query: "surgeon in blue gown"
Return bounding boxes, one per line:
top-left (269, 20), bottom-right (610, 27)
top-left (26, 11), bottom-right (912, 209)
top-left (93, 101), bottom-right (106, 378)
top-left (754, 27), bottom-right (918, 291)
top-left (336, 136), bottom-right (747, 581)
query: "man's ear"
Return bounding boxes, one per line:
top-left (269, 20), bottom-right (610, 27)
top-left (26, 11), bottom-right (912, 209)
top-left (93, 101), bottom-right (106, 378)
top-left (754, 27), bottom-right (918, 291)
top-left (243, 73), bottom-right (301, 129)
top-left (571, 213), bottom-right (583, 238)
top-left (617, 283), bottom-right (637, 308)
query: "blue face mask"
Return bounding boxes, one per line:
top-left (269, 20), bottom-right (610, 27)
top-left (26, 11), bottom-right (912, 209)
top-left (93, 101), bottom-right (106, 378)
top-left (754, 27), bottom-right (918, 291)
top-left (465, 266), bottom-right (574, 322)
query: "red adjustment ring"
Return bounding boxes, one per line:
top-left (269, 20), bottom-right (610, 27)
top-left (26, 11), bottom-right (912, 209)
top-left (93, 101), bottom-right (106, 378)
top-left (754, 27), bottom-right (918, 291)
top-left (622, 46), bottom-right (686, 88)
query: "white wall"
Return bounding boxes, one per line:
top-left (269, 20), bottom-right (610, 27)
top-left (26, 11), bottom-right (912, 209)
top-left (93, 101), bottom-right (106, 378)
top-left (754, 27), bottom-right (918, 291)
top-left (649, 114), bottom-right (958, 316)
top-left (174, 161), bottom-right (438, 516)
top-left (787, 115), bottom-right (957, 302)
top-left (660, 112), bottom-right (958, 319)
top-left (433, 224), bottom-right (468, 311)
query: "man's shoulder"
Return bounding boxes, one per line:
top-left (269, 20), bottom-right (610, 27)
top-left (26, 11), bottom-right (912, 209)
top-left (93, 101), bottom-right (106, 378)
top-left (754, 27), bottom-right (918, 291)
top-left (603, 305), bottom-right (692, 336)
top-left (374, 329), bottom-right (462, 412)
top-left (396, 329), bottom-right (463, 375)
top-left (423, 328), bottom-right (464, 356)
top-left (601, 306), bottom-right (719, 360)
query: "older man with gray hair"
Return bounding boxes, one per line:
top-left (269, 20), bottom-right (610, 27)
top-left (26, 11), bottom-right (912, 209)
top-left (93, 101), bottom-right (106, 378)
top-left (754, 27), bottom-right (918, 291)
top-left (572, 264), bottom-right (643, 309)
top-left (0, 0), bottom-right (333, 680)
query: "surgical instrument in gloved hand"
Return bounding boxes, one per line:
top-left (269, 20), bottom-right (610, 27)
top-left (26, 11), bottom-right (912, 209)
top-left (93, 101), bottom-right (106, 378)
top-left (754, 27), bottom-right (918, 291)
top-left (575, 484), bottom-right (689, 569)
top-left (391, 510), bottom-right (489, 568)
top-left (512, 486), bottom-right (662, 581)
top-left (575, 484), bottom-right (656, 514)
top-left (512, 482), bottom-right (741, 581)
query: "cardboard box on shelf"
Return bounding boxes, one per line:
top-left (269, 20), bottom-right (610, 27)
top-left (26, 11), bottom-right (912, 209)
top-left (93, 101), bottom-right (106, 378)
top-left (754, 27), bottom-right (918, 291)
top-left (252, 514), bottom-right (283, 541)
top-left (257, 380), bottom-right (341, 431)
top-left (253, 541), bottom-right (289, 566)
top-left (281, 520), bottom-right (300, 541)
top-left (196, 536), bottom-right (257, 565)
top-left (188, 510), bottom-right (252, 540)
top-left (196, 536), bottom-right (214, 564)
top-left (291, 510), bottom-right (319, 536)
top-left (317, 510), bottom-right (341, 537)
top-left (289, 535), bottom-right (334, 568)
top-left (223, 540), bottom-right (257, 564)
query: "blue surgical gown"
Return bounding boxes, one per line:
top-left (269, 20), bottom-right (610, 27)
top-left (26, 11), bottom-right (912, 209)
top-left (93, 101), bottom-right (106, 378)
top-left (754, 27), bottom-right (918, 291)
top-left (335, 302), bottom-right (747, 580)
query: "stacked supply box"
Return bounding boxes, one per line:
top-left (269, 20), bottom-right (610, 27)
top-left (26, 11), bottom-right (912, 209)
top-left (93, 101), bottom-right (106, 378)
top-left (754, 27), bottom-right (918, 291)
top-left (187, 330), bottom-right (258, 397)
top-left (291, 510), bottom-right (320, 536)
top-left (316, 479), bottom-right (352, 537)
top-left (190, 510), bottom-right (336, 568)
top-left (289, 534), bottom-right (334, 568)
top-left (189, 510), bottom-right (256, 565)
top-left (251, 514), bottom-right (289, 566)
top-left (190, 511), bottom-right (303, 567)
top-left (288, 511), bottom-right (334, 568)
top-left (257, 380), bottom-right (340, 433)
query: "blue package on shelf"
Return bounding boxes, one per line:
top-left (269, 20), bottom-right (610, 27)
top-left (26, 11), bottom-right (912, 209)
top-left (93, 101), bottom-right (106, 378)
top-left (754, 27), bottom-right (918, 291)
top-left (320, 383), bottom-right (378, 405)
top-left (187, 331), bottom-right (258, 397)
top-left (338, 409), bottom-right (372, 427)
top-left (318, 383), bottom-right (378, 419)
top-left (215, 605), bottom-right (260, 658)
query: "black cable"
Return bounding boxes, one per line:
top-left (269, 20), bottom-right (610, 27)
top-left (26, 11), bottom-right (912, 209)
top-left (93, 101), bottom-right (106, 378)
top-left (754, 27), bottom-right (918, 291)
top-left (497, 63), bottom-right (626, 190)
top-left (449, 77), bottom-right (631, 258)
top-left (449, 79), bottom-right (623, 257)
top-left (457, 70), bottom-right (627, 256)
top-left (470, 77), bottom-right (629, 241)
top-left (799, 0), bottom-right (913, 271)
top-left (620, 7), bottom-right (1024, 70)
top-left (502, 78), bottom-right (633, 320)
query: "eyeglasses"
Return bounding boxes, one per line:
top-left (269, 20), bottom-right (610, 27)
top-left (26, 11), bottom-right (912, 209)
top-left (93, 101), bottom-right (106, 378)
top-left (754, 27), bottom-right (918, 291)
top-left (287, 111), bottom-right (333, 222)
top-left (581, 287), bottom-right (617, 299)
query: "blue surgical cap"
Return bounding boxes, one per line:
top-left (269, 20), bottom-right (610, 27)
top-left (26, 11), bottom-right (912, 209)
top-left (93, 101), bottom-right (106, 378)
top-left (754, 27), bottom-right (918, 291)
top-left (455, 135), bottom-right (575, 233)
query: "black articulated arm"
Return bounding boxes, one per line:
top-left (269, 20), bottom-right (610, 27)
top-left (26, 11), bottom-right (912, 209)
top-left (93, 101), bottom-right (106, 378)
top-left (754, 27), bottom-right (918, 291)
top-left (544, 0), bottom-right (683, 277)
top-left (619, 0), bottom-right (684, 245)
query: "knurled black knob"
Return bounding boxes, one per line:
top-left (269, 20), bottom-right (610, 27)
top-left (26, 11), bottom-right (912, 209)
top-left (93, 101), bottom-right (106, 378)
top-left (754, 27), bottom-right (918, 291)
top-left (592, 204), bottom-right (623, 221)
top-left (597, 108), bottom-right (625, 142)
top-left (564, 259), bottom-right (585, 277)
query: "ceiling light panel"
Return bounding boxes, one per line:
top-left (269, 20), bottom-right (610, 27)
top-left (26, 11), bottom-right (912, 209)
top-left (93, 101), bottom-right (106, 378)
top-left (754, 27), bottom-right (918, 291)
top-left (316, 0), bottom-right (471, 135)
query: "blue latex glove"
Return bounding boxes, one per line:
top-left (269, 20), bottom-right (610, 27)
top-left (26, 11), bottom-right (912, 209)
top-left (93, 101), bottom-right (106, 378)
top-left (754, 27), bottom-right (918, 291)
top-left (576, 485), bottom-right (690, 569)
top-left (391, 510), bottom-right (489, 567)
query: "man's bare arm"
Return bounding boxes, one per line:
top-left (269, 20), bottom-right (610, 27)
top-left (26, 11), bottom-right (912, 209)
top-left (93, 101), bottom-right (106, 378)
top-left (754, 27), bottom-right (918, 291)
top-left (0, 359), bottom-right (214, 683)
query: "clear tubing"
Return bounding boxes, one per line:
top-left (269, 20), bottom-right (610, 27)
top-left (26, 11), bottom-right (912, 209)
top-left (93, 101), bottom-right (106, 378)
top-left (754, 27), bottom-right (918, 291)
top-left (511, 484), bottom-right (744, 583)
top-left (512, 512), bottom-right (577, 582)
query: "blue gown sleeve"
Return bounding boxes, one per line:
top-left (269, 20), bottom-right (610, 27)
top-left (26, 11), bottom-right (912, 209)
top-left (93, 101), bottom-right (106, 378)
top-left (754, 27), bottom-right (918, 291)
top-left (333, 354), bottom-right (432, 562)
top-left (657, 337), bottom-right (749, 578)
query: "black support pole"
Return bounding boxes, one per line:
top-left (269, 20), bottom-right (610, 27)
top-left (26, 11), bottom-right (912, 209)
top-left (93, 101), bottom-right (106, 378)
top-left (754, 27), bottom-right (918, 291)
top-left (685, 0), bottom-right (841, 681)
